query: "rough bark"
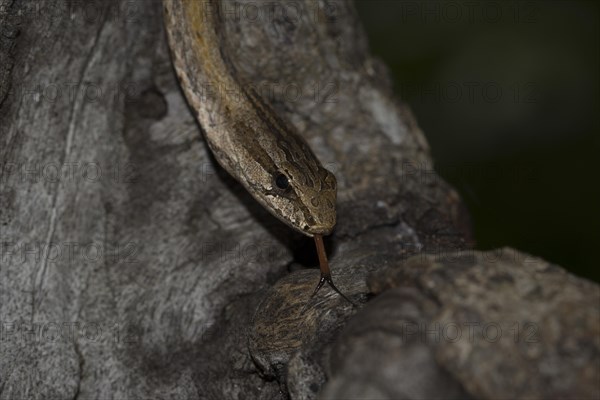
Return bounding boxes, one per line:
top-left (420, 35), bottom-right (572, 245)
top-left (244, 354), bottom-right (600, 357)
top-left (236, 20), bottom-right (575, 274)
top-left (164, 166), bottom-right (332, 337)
top-left (1, 1), bottom-right (598, 399)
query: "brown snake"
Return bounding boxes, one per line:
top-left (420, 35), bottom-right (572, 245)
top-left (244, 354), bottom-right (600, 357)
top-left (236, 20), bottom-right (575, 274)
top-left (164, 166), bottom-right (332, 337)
top-left (163, 0), bottom-right (353, 304)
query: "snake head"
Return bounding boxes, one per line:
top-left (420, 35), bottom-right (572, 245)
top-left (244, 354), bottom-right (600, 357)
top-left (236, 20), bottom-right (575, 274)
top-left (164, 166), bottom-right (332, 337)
top-left (239, 150), bottom-right (337, 237)
top-left (269, 164), bottom-right (337, 236)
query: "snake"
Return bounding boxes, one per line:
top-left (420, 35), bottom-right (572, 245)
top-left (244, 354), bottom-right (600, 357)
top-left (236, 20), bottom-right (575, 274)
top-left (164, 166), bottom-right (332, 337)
top-left (163, 0), bottom-right (353, 304)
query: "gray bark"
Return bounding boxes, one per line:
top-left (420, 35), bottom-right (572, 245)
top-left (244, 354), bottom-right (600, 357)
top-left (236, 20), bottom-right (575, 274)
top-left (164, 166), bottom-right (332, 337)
top-left (1, 1), bottom-right (597, 399)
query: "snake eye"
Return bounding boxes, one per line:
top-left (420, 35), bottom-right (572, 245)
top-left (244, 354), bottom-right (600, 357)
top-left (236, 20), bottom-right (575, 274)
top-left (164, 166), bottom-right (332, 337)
top-left (275, 173), bottom-right (290, 190)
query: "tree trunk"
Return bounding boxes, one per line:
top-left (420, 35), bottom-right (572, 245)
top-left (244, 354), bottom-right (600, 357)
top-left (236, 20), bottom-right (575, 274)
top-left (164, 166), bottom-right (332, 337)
top-left (1, 1), bottom-right (597, 399)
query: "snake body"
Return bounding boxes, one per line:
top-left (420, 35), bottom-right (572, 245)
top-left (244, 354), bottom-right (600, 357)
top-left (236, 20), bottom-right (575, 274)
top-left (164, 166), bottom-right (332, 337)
top-left (163, 0), bottom-right (337, 237)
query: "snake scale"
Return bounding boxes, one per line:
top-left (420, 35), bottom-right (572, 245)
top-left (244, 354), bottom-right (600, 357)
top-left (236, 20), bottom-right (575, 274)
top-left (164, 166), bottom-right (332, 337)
top-left (163, 0), bottom-right (352, 303)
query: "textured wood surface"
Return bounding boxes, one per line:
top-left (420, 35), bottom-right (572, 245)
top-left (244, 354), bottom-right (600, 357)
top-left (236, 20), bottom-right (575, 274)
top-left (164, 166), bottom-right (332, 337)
top-left (1, 1), bottom-right (597, 399)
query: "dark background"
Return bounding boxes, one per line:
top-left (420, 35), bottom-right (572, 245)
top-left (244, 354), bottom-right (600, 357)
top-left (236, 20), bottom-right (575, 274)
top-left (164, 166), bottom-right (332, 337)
top-left (355, 0), bottom-right (599, 282)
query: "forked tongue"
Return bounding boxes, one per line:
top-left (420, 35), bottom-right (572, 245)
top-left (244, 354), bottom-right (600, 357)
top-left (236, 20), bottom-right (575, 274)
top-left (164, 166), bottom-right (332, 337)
top-left (308, 234), bottom-right (355, 306)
